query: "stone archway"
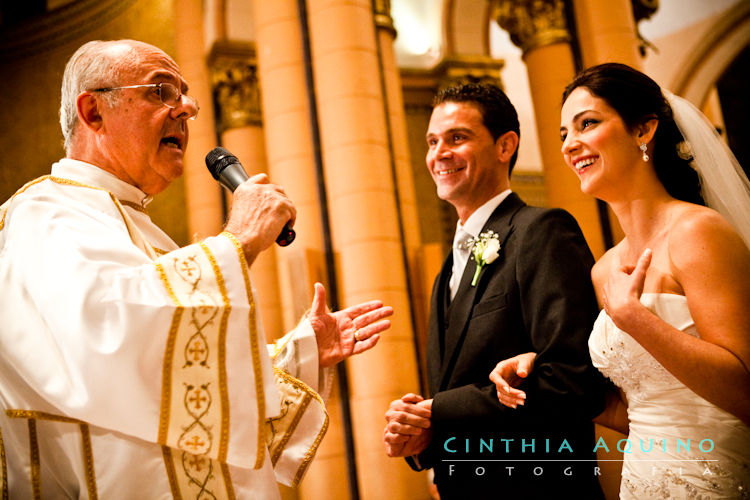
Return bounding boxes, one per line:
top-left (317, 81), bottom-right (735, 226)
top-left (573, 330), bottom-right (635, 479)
top-left (672, 1), bottom-right (750, 107)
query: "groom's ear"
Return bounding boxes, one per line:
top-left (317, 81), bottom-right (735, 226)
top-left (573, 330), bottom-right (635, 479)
top-left (495, 130), bottom-right (519, 164)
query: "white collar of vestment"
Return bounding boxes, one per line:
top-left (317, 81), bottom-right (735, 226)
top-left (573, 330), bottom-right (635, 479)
top-left (456, 189), bottom-right (512, 239)
top-left (52, 158), bottom-right (153, 208)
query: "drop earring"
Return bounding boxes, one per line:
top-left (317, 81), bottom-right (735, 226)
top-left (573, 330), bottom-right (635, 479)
top-left (639, 142), bottom-right (649, 162)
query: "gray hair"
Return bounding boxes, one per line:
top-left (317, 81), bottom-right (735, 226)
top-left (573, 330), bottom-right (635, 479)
top-left (59, 40), bottom-right (140, 152)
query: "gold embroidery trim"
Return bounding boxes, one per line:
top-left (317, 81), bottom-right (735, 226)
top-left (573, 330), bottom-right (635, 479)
top-left (0, 175), bottom-right (52, 231)
top-left (6, 409), bottom-right (84, 424)
top-left (270, 392), bottom-right (312, 466)
top-left (162, 445), bottom-right (233, 499)
top-left (156, 260), bottom-right (182, 447)
top-left (220, 462), bottom-right (236, 500)
top-left (199, 241), bottom-right (231, 463)
top-left (294, 413), bottom-right (329, 487)
top-left (119, 200), bottom-right (148, 213)
top-left (79, 423), bottom-right (98, 500)
top-left (156, 244), bottom-right (231, 463)
top-left (28, 419), bottom-right (40, 500)
top-left (222, 231), bottom-right (266, 469)
top-left (269, 332), bottom-right (295, 360)
top-left (270, 368), bottom-right (330, 487)
top-left (1, 424), bottom-right (8, 500)
top-left (161, 446), bottom-right (182, 499)
top-left (0, 175), bottom-right (153, 254)
top-left (110, 195), bottom-right (140, 251)
top-left (6, 411), bottom-right (99, 497)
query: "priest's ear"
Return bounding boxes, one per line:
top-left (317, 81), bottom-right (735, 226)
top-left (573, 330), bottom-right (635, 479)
top-left (76, 91), bottom-right (104, 133)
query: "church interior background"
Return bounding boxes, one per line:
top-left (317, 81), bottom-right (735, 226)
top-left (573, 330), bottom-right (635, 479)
top-left (1, 0), bottom-right (747, 498)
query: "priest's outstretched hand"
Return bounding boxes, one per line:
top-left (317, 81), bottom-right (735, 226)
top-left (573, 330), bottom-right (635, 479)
top-left (307, 282), bottom-right (393, 367)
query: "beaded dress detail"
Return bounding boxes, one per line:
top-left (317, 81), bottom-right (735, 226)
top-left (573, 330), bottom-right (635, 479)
top-left (589, 293), bottom-right (750, 499)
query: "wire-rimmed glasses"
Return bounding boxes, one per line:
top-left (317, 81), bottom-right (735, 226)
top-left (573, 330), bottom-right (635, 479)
top-left (92, 82), bottom-right (199, 119)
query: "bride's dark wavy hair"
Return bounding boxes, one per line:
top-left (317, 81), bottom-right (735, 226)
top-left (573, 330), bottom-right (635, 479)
top-left (562, 63), bottom-right (704, 205)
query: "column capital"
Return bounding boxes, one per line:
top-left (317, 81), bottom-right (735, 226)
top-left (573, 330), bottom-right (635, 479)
top-left (437, 55), bottom-right (506, 92)
top-left (491, 0), bottom-right (570, 54)
top-left (208, 40), bottom-right (262, 132)
top-left (373, 0), bottom-right (397, 37)
top-left (632, 0), bottom-right (659, 23)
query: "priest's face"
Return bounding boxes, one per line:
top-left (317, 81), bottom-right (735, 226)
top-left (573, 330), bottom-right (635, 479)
top-left (94, 42), bottom-right (198, 195)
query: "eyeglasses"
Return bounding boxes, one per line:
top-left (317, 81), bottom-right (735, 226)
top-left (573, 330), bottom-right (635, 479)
top-left (92, 82), bottom-right (199, 119)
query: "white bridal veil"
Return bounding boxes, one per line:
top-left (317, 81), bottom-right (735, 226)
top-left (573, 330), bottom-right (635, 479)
top-left (664, 91), bottom-right (750, 250)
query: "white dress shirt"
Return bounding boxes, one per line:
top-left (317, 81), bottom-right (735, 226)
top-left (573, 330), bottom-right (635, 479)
top-left (449, 190), bottom-right (511, 300)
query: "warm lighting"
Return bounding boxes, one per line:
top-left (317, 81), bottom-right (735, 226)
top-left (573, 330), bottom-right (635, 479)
top-left (391, 0), bottom-right (443, 68)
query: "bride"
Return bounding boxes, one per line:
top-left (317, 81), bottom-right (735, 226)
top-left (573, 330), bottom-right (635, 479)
top-left (490, 63), bottom-right (750, 498)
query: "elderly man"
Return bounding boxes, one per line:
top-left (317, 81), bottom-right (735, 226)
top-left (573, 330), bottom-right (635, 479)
top-left (0, 39), bottom-right (391, 498)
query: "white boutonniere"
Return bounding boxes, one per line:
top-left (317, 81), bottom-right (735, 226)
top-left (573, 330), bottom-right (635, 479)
top-left (466, 230), bottom-right (501, 286)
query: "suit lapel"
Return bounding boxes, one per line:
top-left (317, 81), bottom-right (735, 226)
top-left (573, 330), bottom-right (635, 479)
top-left (427, 252), bottom-right (453, 396)
top-left (438, 193), bottom-right (525, 390)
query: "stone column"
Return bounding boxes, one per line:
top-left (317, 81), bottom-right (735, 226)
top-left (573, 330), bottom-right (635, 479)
top-left (208, 41), bottom-right (285, 342)
top-left (572, 0), bottom-right (647, 68)
top-left (306, 0), bottom-right (426, 498)
top-left (172, 0), bottom-right (224, 240)
top-left (492, 0), bottom-right (606, 257)
top-left (250, 2), bottom-right (346, 499)
top-left (373, 0), bottom-right (429, 390)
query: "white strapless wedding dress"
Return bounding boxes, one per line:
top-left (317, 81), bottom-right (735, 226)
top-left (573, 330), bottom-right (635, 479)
top-left (589, 293), bottom-right (750, 499)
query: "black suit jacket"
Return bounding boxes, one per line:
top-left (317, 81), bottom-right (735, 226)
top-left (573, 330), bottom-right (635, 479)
top-left (414, 193), bottom-right (607, 499)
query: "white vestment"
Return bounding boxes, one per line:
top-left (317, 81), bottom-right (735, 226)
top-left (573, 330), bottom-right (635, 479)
top-left (0, 159), bottom-right (331, 499)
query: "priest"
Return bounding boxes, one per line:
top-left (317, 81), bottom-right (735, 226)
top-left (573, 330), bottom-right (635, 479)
top-left (0, 39), bottom-right (392, 499)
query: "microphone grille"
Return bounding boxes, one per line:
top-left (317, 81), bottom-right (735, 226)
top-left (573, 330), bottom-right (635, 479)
top-left (205, 147), bottom-right (238, 180)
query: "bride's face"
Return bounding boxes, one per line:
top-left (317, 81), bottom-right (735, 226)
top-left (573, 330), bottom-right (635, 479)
top-left (560, 87), bottom-right (643, 199)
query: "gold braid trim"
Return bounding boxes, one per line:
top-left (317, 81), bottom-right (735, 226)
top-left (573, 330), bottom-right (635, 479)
top-left (294, 413), bottom-right (329, 487)
top-left (155, 261), bottom-right (182, 449)
top-left (199, 241), bottom-right (232, 463)
top-left (160, 446), bottom-right (182, 499)
top-left (220, 462), bottom-right (236, 500)
top-left (269, 368), bottom-right (330, 487)
top-left (0, 176), bottom-right (53, 231)
top-left (1, 424), bottom-right (8, 500)
top-left (28, 419), bottom-right (40, 499)
top-left (221, 231), bottom-right (267, 469)
top-left (6, 411), bottom-right (99, 497)
top-left (5, 409), bottom-right (84, 423)
top-left (79, 423), bottom-right (98, 500)
top-left (119, 200), bottom-right (148, 213)
top-left (0, 176), bottom-right (152, 250)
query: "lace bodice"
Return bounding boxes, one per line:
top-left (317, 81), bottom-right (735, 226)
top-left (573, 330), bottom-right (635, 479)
top-left (589, 293), bottom-right (695, 401)
top-left (589, 293), bottom-right (750, 499)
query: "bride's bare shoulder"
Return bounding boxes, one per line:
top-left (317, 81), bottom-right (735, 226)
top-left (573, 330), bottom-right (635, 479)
top-left (667, 202), bottom-right (749, 270)
top-left (668, 203), bottom-right (739, 247)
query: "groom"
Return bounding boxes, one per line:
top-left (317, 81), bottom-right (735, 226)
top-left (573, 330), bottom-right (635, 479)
top-left (383, 83), bottom-right (606, 498)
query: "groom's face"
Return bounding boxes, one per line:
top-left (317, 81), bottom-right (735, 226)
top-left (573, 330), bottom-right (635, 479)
top-left (425, 101), bottom-right (506, 222)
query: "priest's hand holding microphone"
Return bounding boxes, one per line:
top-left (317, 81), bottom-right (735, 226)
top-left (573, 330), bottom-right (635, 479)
top-left (206, 147), bottom-right (296, 266)
top-left (205, 147), bottom-right (391, 365)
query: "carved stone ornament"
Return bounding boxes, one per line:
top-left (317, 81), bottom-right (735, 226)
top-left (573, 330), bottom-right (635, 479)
top-left (490, 0), bottom-right (571, 54)
top-left (632, 0), bottom-right (659, 23)
top-left (373, 0), bottom-right (396, 36)
top-left (435, 55), bottom-right (505, 92)
top-left (208, 41), bottom-right (263, 132)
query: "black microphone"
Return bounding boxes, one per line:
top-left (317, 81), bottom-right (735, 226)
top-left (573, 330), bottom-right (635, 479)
top-left (205, 147), bottom-right (296, 247)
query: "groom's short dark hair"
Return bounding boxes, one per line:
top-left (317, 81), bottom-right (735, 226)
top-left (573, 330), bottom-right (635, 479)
top-left (433, 82), bottom-right (520, 172)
